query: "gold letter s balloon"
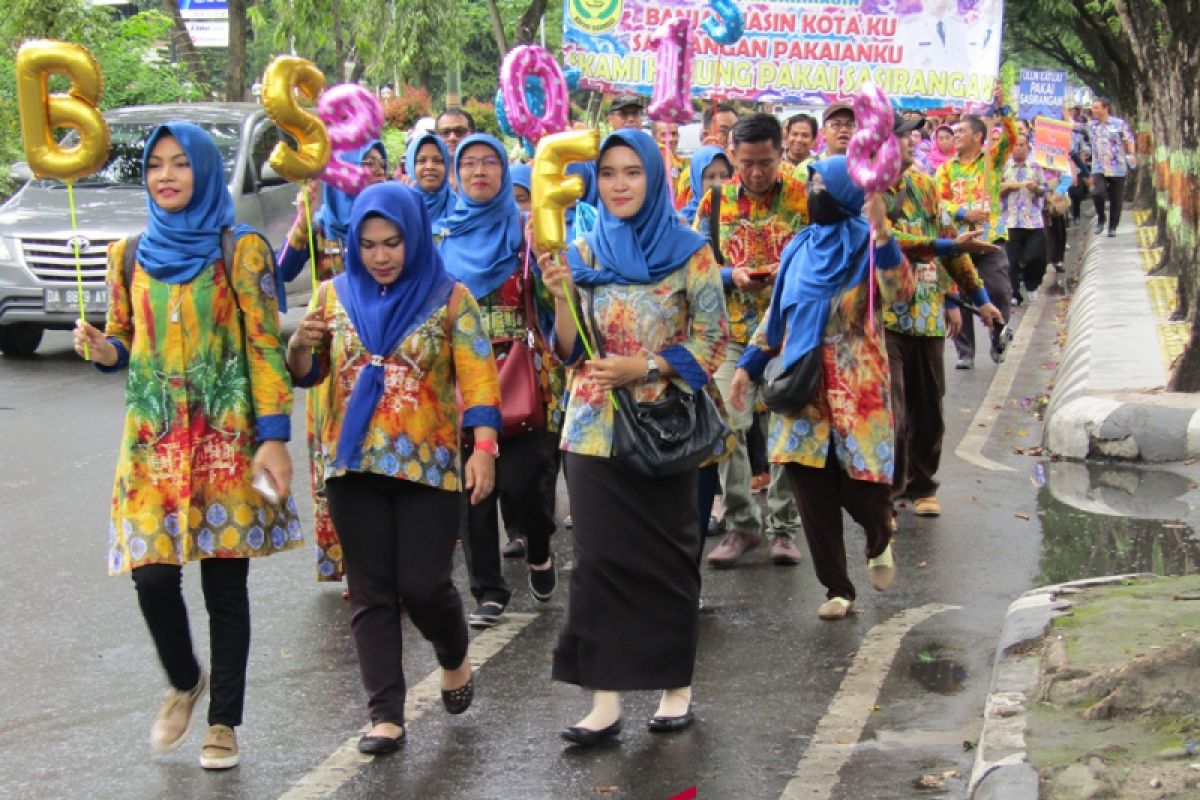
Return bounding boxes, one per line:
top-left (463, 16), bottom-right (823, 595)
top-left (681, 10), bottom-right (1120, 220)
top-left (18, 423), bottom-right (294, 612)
top-left (261, 56), bottom-right (330, 183)
top-left (531, 129), bottom-right (601, 253)
top-left (15, 40), bottom-right (110, 182)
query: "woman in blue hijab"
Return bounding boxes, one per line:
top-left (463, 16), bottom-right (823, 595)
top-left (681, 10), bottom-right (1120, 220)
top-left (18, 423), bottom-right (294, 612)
top-left (436, 133), bottom-right (563, 629)
top-left (678, 145), bottom-right (733, 225)
top-left (275, 139), bottom-right (387, 585)
top-left (74, 122), bottom-right (299, 769)
top-left (285, 182), bottom-right (501, 755)
top-left (730, 156), bottom-right (915, 622)
top-left (540, 129), bottom-right (730, 746)
top-left (405, 132), bottom-right (455, 229)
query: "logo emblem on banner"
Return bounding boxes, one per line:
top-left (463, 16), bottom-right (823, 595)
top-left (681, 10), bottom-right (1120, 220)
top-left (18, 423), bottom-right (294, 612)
top-left (569, 0), bottom-right (622, 34)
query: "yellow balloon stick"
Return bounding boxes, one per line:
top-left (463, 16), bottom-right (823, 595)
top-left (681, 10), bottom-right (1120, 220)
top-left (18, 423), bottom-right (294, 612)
top-left (66, 180), bottom-right (89, 360)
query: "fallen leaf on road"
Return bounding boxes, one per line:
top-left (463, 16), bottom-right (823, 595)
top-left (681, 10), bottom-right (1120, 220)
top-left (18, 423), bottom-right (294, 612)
top-left (1018, 429), bottom-right (1028, 437)
top-left (594, 786), bottom-right (619, 794)
top-left (870, 704), bottom-right (882, 713)
top-left (918, 561), bottom-right (928, 569)
top-left (914, 774), bottom-right (946, 789)
top-left (1015, 512), bottom-right (1030, 521)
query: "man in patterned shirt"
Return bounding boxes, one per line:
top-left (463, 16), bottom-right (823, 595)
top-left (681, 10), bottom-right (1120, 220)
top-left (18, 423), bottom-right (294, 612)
top-left (935, 85), bottom-right (1017, 369)
top-left (885, 112), bottom-right (1002, 517)
top-left (1001, 134), bottom-right (1050, 304)
top-left (1086, 97), bottom-right (1134, 237)
top-left (694, 113), bottom-right (808, 568)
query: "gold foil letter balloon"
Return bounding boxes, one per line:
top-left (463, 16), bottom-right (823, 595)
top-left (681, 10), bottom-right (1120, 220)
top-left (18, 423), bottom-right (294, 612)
top-left (531, 129), bottom-right (601, 253)
top-left (15, 40), bottom-right (110, 181)
top-left (261, 56), bottom-right (331, 183)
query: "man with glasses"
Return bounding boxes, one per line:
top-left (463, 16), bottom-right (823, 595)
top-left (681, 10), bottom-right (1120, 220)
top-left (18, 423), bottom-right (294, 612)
top-left (435, 108), bottom-right (476, 190)
top-left (693, 114), bottom-right (807, 569)
top-left (821, 103), bottom-right (856, 157)
top-left (606, 94), bottom-right (645, 131)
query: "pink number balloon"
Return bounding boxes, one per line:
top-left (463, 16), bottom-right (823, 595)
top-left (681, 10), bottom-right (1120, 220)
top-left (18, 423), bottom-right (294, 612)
top-left (847, 82), bottom-right (902, 194)
top-left (647, 20), bottom-right (695, 124)
top-left (317, 84), bottom-right (383, 195)
top-left (500, 45), bottom-right (569, 143)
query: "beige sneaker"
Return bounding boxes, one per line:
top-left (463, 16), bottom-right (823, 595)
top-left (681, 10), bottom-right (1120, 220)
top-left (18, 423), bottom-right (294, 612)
top-left (868, 544), bottom-right (897, 591)
top-left (913, 496), bottom-right (941, 516)
top-left (817, 597), bottom-right (853, 620)
top-left (149, 670), bottom-right (207, 752)
top-left (199, 724), bottom-right (240, 770)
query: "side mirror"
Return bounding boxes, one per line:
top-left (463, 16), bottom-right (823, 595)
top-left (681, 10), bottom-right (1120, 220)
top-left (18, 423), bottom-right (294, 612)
top-left (259, 163), bottom-right (288, 188)
top-left (9, 162), bottom-right (33, 182)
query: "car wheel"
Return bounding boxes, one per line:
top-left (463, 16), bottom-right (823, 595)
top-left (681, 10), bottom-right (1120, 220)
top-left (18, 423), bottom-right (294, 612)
top-left (0, 324), bottom-right (44, 357)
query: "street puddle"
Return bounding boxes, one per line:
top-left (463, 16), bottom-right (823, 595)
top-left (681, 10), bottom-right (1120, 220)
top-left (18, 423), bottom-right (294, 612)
top-left (907, 644), bottom-right (968, 695)
top-left (1036, 460), bottom-right (1200, 584)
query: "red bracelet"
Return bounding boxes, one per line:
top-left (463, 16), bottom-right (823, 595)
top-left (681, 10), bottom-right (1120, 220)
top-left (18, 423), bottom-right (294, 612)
top-left (474, 438), bottom-right (500, 458)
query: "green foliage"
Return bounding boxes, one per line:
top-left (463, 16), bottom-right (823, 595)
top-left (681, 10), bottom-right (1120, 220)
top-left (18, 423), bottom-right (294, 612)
top-left (383, 86), bottom-right (434, 131)
top-left (379, 126), bottom-right (406, 169)
top-left (463, 96), bottom-right (501, 138)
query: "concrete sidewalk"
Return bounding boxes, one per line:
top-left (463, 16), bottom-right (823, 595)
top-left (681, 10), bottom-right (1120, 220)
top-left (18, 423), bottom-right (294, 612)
top-left (1043, 225), bottom-right (1200, 462)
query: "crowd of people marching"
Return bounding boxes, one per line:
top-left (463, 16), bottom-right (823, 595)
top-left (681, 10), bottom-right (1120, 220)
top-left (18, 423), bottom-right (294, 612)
top-left (72, 80), bottom-right (1134, 769)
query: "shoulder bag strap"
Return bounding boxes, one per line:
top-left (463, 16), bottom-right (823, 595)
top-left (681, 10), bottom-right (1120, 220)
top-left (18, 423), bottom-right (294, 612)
top-left (218, 226), bottom-right (244, 315)
top-left (707, 185), bottom-right (725, 265)
top-left (122, 234), bottom-right (142, 290)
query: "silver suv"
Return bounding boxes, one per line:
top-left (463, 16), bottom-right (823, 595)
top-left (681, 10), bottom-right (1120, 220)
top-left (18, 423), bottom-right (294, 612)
top-left (0, 103), bottom-right (301, 356)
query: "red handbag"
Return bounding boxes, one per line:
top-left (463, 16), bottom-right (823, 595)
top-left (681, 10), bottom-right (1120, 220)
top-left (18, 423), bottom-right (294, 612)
top-left (495, 248), bottom-right (547, 439)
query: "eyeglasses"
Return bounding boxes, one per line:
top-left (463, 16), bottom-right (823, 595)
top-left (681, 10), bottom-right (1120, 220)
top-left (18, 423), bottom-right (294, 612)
top-left (825, 120), bottom-right (856, 131)
top-left (437, 126), bottom-right (470, 138)
top-left (459, 157), bottom-right (503, 171)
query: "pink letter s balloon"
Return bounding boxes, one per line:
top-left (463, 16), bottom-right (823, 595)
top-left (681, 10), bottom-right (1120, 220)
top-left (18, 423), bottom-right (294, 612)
top-left (500, 45), bottom-right (569, 143)
top-left (846, 82), bottom-right (902, 194)
top-left (647, 20), bottom-right (695, 124)
top-left (317, 84), bottom-right (384, 195)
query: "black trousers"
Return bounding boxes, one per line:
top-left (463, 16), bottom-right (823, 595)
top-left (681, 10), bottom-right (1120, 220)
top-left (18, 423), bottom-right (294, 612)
top-left (785, 457), bottom-right (892, 602)
top-left (463, 430), bottom-right (558, 606)
top-left (1045, 212), bottom-right (1067, 264)
top-left (953, 249), bottom-right (1012, 360)
top-left (1006, 227), bottom-right (1049, 295)
top-left (326, 472), bottom-right (468, 725)
top-left (132, 558), bottom-right (250, 727)
top-left (1092, 174), bottom-right (1126, 231)
top-left (886, 331), bottom-right (946, 502)
top-left (1069, 181), bottom-right (1089, 222)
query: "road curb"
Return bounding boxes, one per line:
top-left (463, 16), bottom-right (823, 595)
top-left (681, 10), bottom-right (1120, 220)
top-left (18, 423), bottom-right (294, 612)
top-left (966, 574), bottom-right (1157, 799)
top-left (1042, 228), bottom-right (1200, 462)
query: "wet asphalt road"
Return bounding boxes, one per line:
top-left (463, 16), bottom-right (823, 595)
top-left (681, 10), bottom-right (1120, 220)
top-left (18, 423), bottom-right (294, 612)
top-left (4, 246), bottom-right (1192, 800)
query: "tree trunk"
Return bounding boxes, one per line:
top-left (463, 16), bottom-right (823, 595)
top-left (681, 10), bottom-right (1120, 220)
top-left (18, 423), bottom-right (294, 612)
top-left (514, 0), bottom-right (548, 46)
top-left (483, 0), bottom-right (509, 57)
top-left (161, 0), bottom-right (208, 89)
top-left (225, 0), bottom-right (248, 101)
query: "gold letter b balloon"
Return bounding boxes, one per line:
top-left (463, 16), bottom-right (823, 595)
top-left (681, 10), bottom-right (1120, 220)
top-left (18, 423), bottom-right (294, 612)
top-left (261, 56), bottom-right (331, 183)
top-left (531, 129), bottom-right (601, 254)
top-left (15, 40), bottom-right (110, 182)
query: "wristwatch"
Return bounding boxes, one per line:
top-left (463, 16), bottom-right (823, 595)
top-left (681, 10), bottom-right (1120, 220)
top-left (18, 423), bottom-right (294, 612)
top-left (645, 353), bottom-right (661, 383)
top-left (475, 438), bottom-right (500, 458)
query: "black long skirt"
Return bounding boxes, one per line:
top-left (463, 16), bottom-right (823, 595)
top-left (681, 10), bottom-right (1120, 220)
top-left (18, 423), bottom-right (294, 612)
top-left (552, 453), bottom-right (701, 690)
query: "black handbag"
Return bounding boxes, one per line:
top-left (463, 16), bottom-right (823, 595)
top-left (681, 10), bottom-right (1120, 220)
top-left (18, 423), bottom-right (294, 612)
top-left (584, 287), bottom-right (727, 477)
top-left (760, 266), bottom-right (856, 416)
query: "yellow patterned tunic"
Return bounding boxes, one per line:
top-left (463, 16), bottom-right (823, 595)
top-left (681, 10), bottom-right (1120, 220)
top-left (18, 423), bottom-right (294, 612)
top-left (102, 236), bottom-right (301, 575)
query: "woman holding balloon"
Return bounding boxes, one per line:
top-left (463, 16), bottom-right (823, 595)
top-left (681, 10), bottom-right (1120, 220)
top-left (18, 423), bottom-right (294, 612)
top-left (285, 182), bottom-right (500, 754)
top-left (437, 133), bottom-right (563, 629)
top-left (540, 129), bottom-right (730, 745)
top-left (74, 122), bottom-right (301, 769)
top-left (729, 156), bottom-right (915, 621)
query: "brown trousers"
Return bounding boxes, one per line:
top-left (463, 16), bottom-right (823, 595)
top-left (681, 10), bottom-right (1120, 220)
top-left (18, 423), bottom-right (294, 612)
top-left (785, 457), bottom-right (893, 601)
top-left (886, 330), bottom-right (947, 502)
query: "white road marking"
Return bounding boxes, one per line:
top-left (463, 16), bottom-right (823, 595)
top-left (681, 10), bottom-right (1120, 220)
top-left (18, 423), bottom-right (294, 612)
top-left (778, 603), bottom-right (962, 800)
top-left (954, 293), bottom-right (1048, 472)
top-left (277, 612), bottom-right (538, 800)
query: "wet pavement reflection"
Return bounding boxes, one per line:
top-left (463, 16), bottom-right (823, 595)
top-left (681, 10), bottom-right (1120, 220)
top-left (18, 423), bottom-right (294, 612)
top-left (1037, 460), bottom-right (1200, 584)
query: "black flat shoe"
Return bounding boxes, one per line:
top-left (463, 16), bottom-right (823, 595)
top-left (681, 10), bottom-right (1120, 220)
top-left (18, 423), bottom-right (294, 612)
top-left (357, 728), bottom-right (405, 755)
top-left (560, 718), bottom-right (622, 747)
top-left (648, 709), bottom-right (694, 733)
top-left (442, 675), bottom-right (474, 715)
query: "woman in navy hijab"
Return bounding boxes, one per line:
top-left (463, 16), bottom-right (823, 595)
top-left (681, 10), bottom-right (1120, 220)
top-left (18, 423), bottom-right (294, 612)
top-left (437, 134), bottom-right (563, 631)
top-left (285, 182), bottom-right (501, 755)
top-left (540, 129), bottom-right (730, 746)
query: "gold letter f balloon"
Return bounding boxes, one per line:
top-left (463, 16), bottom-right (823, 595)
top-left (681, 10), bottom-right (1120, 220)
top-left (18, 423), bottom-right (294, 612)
top-left (531, 129), bottom-right (601, 254)
top-left (15, 40), bottom-right (110, 182)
